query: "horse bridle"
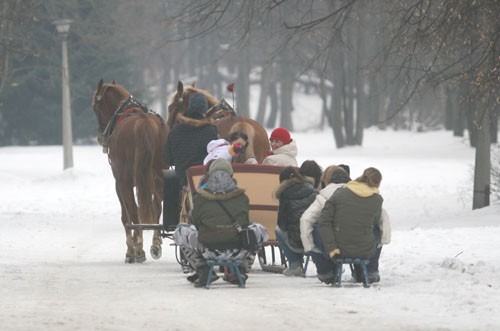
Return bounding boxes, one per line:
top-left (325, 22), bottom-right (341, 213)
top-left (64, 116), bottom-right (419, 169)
top-left (93, 94), bottom-right (107, 135)
top-left (94, 86), bottom-right (134, 133)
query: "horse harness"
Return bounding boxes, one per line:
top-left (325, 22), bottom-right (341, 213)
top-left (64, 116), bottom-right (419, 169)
top-left (100, 95), bottom-right (159, 153)
top-left (206, 98), bottom-right (236, 120)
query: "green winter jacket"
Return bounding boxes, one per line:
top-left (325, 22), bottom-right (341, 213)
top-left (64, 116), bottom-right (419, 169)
top-left (192, 186), bottom-right (250, 250)
top-left (318, 181), bottom-right (383, 259)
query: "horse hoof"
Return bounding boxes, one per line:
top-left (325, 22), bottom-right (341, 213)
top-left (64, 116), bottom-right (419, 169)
top-left (125, 256), bottom-right (135, 263)
top-left (135, 255), bottom-right (146, 263)
top-left (150, 245), bottom-right (162, 259)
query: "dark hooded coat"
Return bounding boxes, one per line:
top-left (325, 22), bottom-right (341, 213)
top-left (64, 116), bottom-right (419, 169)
top-left (163, 116), bottom-right (218, 185)
top-left (275, 177), bottom-right (317, 250)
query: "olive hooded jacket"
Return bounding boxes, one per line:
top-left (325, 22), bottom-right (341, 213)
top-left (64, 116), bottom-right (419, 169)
top-left (318, 181), bottom-right (383, 259)
top-left (192, 170), bottom-right (250, 250)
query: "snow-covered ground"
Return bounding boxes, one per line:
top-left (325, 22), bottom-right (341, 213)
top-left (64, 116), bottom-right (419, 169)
top-left (1, 128), bottom-right (499, 331)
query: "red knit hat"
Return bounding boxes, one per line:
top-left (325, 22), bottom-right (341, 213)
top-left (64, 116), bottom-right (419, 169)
top-left (270, 127), bottom-right (291, 144)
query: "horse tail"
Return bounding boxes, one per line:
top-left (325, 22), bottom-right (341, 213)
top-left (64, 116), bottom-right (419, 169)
top-left (229, 120), bottom-right (256, 163)
top-left (134, 115), bottom-right (160, 224)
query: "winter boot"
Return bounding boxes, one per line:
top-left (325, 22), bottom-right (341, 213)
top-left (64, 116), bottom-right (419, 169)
top-left (317, 273), bottom-right (335, 285)
top-left (368, 271), bottom-right (380, 283)
top-left (282, 261), bottom-right (304, 277)
top-left (193, 265), bottom-right (210, 288)
top-left (187, 271), bottom-right (219, 283)
top-left (223, 266), bottom-right (248, 285)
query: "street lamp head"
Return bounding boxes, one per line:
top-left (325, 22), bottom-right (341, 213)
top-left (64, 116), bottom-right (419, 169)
top-left (53, 19), bottom-right (73, 37)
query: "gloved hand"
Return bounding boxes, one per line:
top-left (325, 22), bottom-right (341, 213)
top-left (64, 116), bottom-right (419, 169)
top-left (329, 248), bottom-right (340, 259)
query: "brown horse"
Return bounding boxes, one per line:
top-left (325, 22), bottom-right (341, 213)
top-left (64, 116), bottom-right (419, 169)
top-left (167, 81), bottom-right (270, 163)
top-left (92, 79), bottom-right (169, 263)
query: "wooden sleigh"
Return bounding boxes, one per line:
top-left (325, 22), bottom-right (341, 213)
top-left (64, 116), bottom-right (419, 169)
top-left (185, 163), bottom-right (287, 273)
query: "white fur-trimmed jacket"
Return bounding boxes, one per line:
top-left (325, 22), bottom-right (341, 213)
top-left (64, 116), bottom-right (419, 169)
top-left (262, 140), bottom-right (298, 167)
top-left (203, 139), bottom-right (232, 165)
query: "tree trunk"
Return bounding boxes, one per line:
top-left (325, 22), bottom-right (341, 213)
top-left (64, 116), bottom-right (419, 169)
top-left (158, 68), bottom-right (168, 120)
top-left (354, 11), bottom-right (366, 145)
top-left (319, 74), bottom-right (329, 130)
top-left (266, 83), bottom-right (278, 128)
top-left (236, 53), bottom-right (251, 117)
top-left (472, 107), bottom-right (491, 209)
top-left (377, 72), bottom-right (387, 130)
top-left (466, 102), bottom-right (477, 148)
top-left (332, 51), bottom-right (346, 148)
top-left (367, 74), bottom-right (379, 128)
top-left (256, 63), bottom-right (272, 124)
top-left (490, 112), bottom-right (498, 144)
top-left (344, 56), bottom-right (355, 144)
top-left (445, 85), bottom-right (453, 131)
top-left (279, 54), bottom-right (294, 130)
top-left (451, 86), bottom-right (465, 137)
top-left (280, 79), bottom-right (294, 130)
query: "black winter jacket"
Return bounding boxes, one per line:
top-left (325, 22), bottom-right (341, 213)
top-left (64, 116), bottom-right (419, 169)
top-left (275, 177), bottom-right (317, 250)
top-left (163, 122), bottom-right (218, 185)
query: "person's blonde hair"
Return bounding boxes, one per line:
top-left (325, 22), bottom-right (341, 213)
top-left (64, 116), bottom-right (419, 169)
top-left (355, 167), bottom-right (382, 188)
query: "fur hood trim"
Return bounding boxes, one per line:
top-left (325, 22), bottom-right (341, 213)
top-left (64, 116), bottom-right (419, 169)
top-left (196, 187), bottom-right (246, 200)
top-left (274, 177), bottom-right (305, 199)
top-left (176, 113), bottom-right (214, 128)
top-left (347, 180), bottom-right (379, 197)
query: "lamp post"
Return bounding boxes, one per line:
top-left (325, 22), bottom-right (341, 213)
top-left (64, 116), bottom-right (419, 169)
top-left (53, 19), bottom-right (74, 170)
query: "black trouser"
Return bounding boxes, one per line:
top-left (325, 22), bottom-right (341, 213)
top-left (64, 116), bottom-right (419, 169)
top-left (163, 169), bottom-right (181, 231)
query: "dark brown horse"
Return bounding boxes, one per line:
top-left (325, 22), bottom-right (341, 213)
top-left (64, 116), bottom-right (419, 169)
top-left (92, 79), bottom-right (169, 263)
top-left (167, 81), bottom-right (270, 163)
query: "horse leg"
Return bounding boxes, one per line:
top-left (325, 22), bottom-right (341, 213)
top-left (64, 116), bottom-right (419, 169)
top-left (150, 230), bottom-right (162, 259)
top-left (133, 228), bottom-right (146, 263)
top-left (129, 198), bottom-right (146, 263)
top-left (150, 179), bottom-right (163, 259)
top-left (116, 189), bottom-right (136, 263)
top-left (117, 181), bottom-right (146, 263)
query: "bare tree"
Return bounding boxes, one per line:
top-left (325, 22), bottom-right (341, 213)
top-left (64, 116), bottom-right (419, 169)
top-left (159, 0), bottom-right (358, 130)
top-left (379, 0), bottom-right (499, 209)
